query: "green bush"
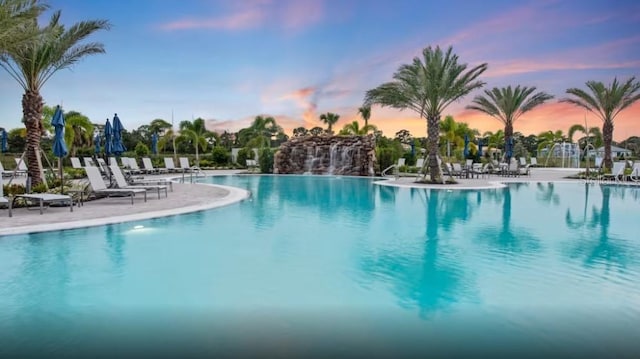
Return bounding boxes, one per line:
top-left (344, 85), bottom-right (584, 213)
top-left (258, 148), bottom-right (275, 173)
top-left (134, 142), bottom-right (150, 157)
top-left (3, 183), bottom-right (26, 196)
top-left (376, 147), bottom-right (396, 174)
top-left (237, 148), bottom-right (253, 167)
top-left (211, 146), bottom-right (230, 166)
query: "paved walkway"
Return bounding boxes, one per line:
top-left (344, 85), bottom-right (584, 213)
top-left (0, 170), bottom-right (248, 236)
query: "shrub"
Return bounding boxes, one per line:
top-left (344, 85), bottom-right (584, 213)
top-left (211, 146), bottom-right (230, 166)
top-left (134, 142), bottom-right (150, 157)
top-left (237, 148), bottom-right (253, 167)
top-left (258, 148), bottom-right (274, 173)
top-left (3, 183), bottom-right (25, 196)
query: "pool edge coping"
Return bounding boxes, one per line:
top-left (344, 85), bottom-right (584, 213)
top-left (0, 183), bottom-right (250, 237)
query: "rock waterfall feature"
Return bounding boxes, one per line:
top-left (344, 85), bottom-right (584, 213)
top-left (274, 135), bottom-right (376, 176)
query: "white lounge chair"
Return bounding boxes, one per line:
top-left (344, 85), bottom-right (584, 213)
top-left (13, 158), bottom-right (28, 176)
top-left (1, 161), bottom-right (15, 177)
top-left (179, 157), bottom-right (195, 173)
top-left (84, 166), bottom-right (147, 204)
top-left (0, 175), bottom-right (9, 209)
top-left (109, 165), bottom-right (168, 199)
top-left (530, 157), bottom-right (538, 167)
top-left (122, 157), bottom-right (143, 175)
top-left (164, 157), bottom-right (179, 173)
top-left (142, 157), bottom-right (168, 174)
top-left (630, 162), bottom-right (640, 182)
top-left (1, 171), bottom-right (74, 217)
top-left (70, 157), bottom-right (84, 169)
top-left (600, 162), bottom-right (625, 182)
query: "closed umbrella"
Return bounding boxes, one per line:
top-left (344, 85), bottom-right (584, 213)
top-left (506, 136), bottom-right (514, 161)
top-left (94, 133), bottom-right (101, 155)
top-left (151, 133), bottom-right (158, 155)
top-left (104, 118), bottom-right (113, 162)
top-left (1, 128), bottom-right (7, 153)
top-left (51, 105), bottom-right (68, 193)
top-left (478, 138), bottom-right (483, 157)
top-left (112, 113), bottom-right (126, 155)
top-left (463, 134), bottom-right (469, 158)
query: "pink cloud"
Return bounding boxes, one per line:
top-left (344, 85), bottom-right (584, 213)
top-left (159, 0), bottom-right (324, 32)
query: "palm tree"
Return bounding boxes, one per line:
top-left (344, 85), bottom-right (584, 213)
top-left (63, 111), bottom-right (93, 157)
top-left (536, 129), bottom-right (565, 154)
top-left (439, 115), bottom-right (458, 158)
top-left (338, 121), bottom-right (377, 136)
top-left (319, 112), bottom-right (339, 134)
top-left (0, 0), bottom-right (45, 52)
top-left (309, 126), bottom-right (324, 136)
top-left (365, 46), bottom-right (487, 182)
top-left (239, 115), bottom-right (280, 148)
top-left (0, 10), bottom-right (110, 185)
top-left (569, 123), bottom-right (603, 154)
top-left (178, 118), bottom-right (212, 166)
top-left (561, 78), bottom-right (640, 170)
top-left (357, 105), bottom-right (371, 128)
top-left (148, 118), bottom-right (172, 136)
top-left (466, 85), bottom-right (553, 162)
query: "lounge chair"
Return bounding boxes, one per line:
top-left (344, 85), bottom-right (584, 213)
top-left (108, 157), bottom-right (118, 166)
top-left (518, 158), bottom-right (531, 176)
top-left (13, 158), bottom-right (28, 176)
top-left (452, 163), bottom-right (464, 178)
top-left (530, 157), bottom-right (538, 167)
top-left (600, 162), bottom-right (625, 182)
top-left (142, 157), bottom-right (168, 174)
top-left (122, 157), bottom-right (144, 175)
top-left (472, 163), bottom-right (492, 179)
top-left (179, 157), bottom-right (195, 173)
top-left (630, 162), bottom-right (640, 182)
top-left (507, 159), bottom-right (520, 177)
top-left (164, 157), bottom-right (180, 173)
top-left (0, 175), bottom-right (9, 209)
top-left (1, 171), bottom-right (74, 217)
top-left (109, 165), bottom-right (168, 199)
top-left (84, 166), bottom-right (147, 204)
top-left (1, 161), bottom-right (15, 177)
top-left (414, 158), bottom-right (426, 178)
top-left (70, 157), bottom-right (84, 169)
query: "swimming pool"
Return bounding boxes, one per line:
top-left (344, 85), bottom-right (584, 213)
top-left (1, 176), bottom-right (639, 357)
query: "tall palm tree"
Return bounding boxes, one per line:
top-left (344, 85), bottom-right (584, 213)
top-left (0, 0), bottom-right (45, 52)
top-left (338, 121), bottom-right (377, 136)
top-left (319, 112), bottom-right (339, 134)
top-left (239, 115), bottom-right (280, 148)
top-left (0, 11), bottom-right (110, 185)
top-left (357, 105), bottom-right (371, 128)
top-left (568, 123), bottom-right (603, 151)
top-left (466, 85), bottom-right (553, 162)
top-left (178, 118), bottom-right (212, 166)
top-left (561, 77), bottom-right (640, 169)
top-left (365, 46), bottom-right (487, 182)
top-left (148, 118), bottom-right (172, 136)
top-left (63, 111), bottom-right (93, 157)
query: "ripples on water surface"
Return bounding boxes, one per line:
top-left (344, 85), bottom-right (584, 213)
top-left (0, 176), bottom-right (639, 357)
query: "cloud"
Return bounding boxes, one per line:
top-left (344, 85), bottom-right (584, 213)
top-left (159, 0), bottom-right (324, 32)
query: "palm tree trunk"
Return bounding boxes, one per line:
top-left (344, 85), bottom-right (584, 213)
top-left (22, 90), bottom-right (45, 186)
top-left (504, 122), bottom-right (514, 161)
top-left (427, 114), bottom-right (442, 182)
top-left (602, 120), bottom-right (613, 170)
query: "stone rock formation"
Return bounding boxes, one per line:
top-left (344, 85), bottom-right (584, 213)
top-left (274, 135), bottom-right (376, 176)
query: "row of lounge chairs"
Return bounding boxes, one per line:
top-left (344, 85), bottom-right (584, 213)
top-left (397, 157), bottom-right (537, 179)
top-left (1, 159), bottom-right (174, 217)
top-left (599, 161), bottom-right (640, 182)
top-left (70, 156), bottom-right (198, 176)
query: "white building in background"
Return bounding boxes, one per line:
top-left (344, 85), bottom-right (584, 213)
top-left (586, 145), bottom-right (632, 159)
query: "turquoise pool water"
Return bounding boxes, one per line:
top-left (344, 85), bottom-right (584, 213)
top-left (1, 176), bottom-right (639, 357)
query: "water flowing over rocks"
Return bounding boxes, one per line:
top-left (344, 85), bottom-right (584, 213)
top-left (274, 135), bottom-right (376, 176)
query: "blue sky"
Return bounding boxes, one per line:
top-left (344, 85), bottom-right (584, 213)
top-left (1, 0), bottom-right (639, 140)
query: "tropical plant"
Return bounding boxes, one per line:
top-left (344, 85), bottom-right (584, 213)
top-left (309, 126), bottom-right (324, 136)
top-left (561, 77), bottom-right (640, 169)
top-left (319, 112), bottom-right (340, 134)
top-left (211, 146), bottom-right (230, 165)
top-left (536, 130), bottom-right (565, 154)
top-left (439, 115), bottom-right (458, 157)
top-left (0, 0), bottom-right (45, 52)
top-left (178, 117), bottom-right (213, 166)
top-left (338, 121), bottom-right (377, 136)
top-left (466, 85), bottom-right (553, 161)
top-left (364, 45), bottom-right (487, 182)
top-left (238, 115), bottom-right (281, 148)
top-left (63, 110), bottom-right (93, 157)
top-left (292, 126), bottom-right (308, 138)
top-left (134, 142), bottom-right (150, 157)
top-left (568, 123), bottom-right (603, 152)
top-left (148, 118), bottom-right (172, 135)
top-left (358, 105), bottom-right (372, 128)
top-left (0, 10), bottom-right (110, 185)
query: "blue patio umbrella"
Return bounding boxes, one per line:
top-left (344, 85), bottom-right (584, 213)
top-left (104, 118), bottom-right (113, 158)
top-left (506, 136), bottom-right (514, 160)
top-left (94, 133), bottom-right (101, 155)
top-left (477, 138), bottom-right (483, 157)
top-left (111, 113), bottom-right (126, 155)
top-left (151, 132), bottom-right (158, 155)
top-left (463, 134), bottom-right (470, 158)
top-left (51, 105), bottom-right (68, 192)
top-left (1, 128), bottom-right (7, 153)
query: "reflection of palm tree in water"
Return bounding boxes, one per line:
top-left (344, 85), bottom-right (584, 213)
top-left (536, 182), bottom-right (560, 206)
top-left (106, 225), bottom-right (125, 271)
top-left (476, 186), bottom-right (540, 254)
top-left (358, 189), bottom-right (476, 317)
top-left (565, 184), bottom-right (630, 269)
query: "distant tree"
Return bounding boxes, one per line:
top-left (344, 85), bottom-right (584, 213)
top-left (339, 121), bottom-right (377, 136)
top-left (319, 112), bottom-right (340, 134)
top-left (357, 105), bottom-right (372, 128)
top-left (149, 118), bottom-right (172, 135)
top-left (394, 129), bottom-right (412, 144)
top-left (537, 130), bottom-right (565, 154)
top-left (561, 77), bottom-right (640, 170)
top-left (292, 126), bottom-right (309, 138)
top-left (467, 85), bottom-right (553, 162)
top-left (309, 126), bottom-right (324, 136)
top-left (238, 115), bottom-right (280, 148)
top-left (178, 118), bottom-right (213, 166)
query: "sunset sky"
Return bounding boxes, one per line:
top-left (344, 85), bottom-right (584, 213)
top-left (1, 0), bottom-right (639, 140)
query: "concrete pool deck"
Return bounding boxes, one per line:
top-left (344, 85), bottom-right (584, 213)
top-left (2, 167), bottom-right (636, 236)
